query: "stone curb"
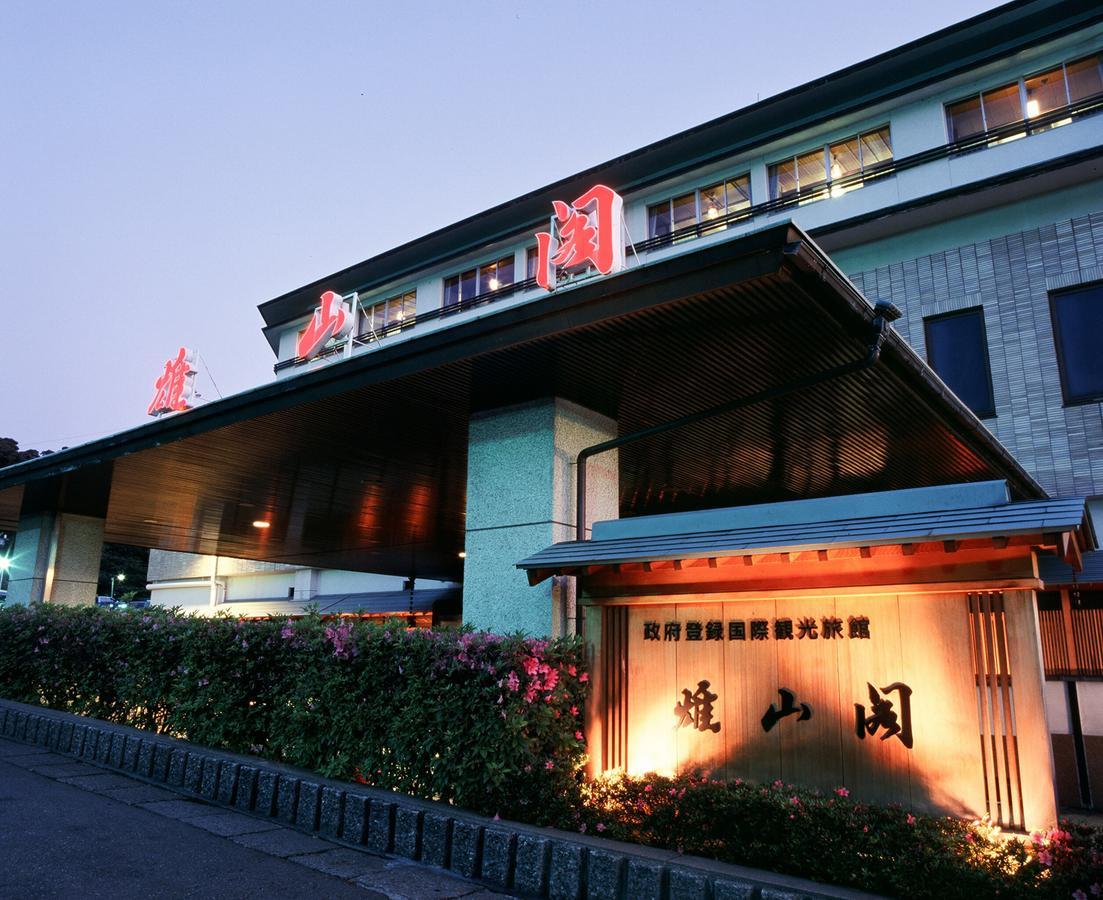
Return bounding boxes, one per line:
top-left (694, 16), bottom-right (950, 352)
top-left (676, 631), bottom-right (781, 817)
top-left (0, 700), bottom-right (878, 900)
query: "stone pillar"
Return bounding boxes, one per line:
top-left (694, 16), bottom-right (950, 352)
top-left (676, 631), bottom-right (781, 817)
top-left (462, 398), bottom-right (618, 637)
top-left (6, 511), bottom-right (105, 606)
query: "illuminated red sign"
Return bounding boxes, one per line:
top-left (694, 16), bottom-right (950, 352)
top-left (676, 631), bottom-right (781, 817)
top-left (534, 184), bottom-right (625, 291)
top-left (297, 290), bottom-right (354, 359)
top-left (147, 347), bottom-right (197, 417)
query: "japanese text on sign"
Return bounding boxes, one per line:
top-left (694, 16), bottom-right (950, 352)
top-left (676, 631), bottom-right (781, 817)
top-left (644, 616), bottom-right (871, 643)
top-left (534, 184), bottom-right (625, 291)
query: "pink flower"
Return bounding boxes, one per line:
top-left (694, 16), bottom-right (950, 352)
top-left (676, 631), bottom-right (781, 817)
top-left (644, 784), bottom-right (652, 793)
top-left (567, 664), bottom-right (577, 676)
top-left (579, 672), bottom-right (589, 682)
top-left (596, 823), bottom-right (606, 832)
top-left (834, 787), bottom-right (849, 797)
top-left (790, 797), bottom-right (800, 806)
top-left (578, 823), bottom-right (587, 834)
top-left (506, 672), bottom-right (520, 692)
top-left (522, 656), bottom-right (540, 676)
top-left (545, 760), bottom-right (554, 770)
top-left (575, 731), bottom-right (583, 740)
top-left (198, 677), bottom-right (209, 687)
top-left (1038, 850), bottom-right (1053, 866)
top-left (906, 814), bottom-right (916, 825)
top-left (280, 625), bottom-right (295, 639)
top-left (1073, 891), bottom-right (1087, 900)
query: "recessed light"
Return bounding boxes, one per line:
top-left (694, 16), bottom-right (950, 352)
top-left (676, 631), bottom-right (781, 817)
top-left (252, 520), bottom-right (271, 529)
top-left (458, 551), bottom-right (467, 559)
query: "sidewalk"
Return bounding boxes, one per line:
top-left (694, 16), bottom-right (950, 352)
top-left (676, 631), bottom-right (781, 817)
top-left (0, 737), bottom-right (511, 899)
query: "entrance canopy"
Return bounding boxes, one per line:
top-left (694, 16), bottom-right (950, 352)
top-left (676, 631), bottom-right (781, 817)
top-left (0, 223), bottom-right (1043, 582)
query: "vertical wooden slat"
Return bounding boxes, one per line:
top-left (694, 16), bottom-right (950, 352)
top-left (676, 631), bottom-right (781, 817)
top-left (980, 592), bottom-right (1005, 824)
top-left (968, 593), bottom-right (995, 819)
top-left (1060, 590), bottom-right (1079, 673)
top-left (991, 593), bottom-right (1025, 829)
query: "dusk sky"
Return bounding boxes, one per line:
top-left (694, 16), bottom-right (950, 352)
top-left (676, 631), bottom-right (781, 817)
top-left (1, 0), bottom-right (1006, 452)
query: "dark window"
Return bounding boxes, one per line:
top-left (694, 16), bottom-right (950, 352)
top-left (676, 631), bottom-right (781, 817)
top-left (924, 307), bottom-right (996, 417)
top-left (1051, 282), bottom-right (1103, 405)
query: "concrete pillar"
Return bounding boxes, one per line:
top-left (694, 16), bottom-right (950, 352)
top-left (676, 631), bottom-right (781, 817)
top-left (6, 510), bottom-right (105, 606)
top-left (463, 398), bottom-right (618, 637)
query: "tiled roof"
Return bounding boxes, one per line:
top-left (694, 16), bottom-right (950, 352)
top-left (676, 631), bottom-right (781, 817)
top-left (517, 497), bottom-right (1087, 574)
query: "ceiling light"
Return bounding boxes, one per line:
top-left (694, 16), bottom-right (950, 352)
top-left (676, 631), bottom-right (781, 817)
top-left (252, 520), bottom-right (271, 529)
top-left (488, 278), bottom-right (499, 290)
top-left (1026, 98), bottom-right (1040, 118)
top-left (0, 557), bottom-right (10, 572)
top-left (458, 551), bottom-right (467, 559)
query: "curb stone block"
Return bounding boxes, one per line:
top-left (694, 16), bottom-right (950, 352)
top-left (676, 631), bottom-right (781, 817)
top-left (123, 735), bottom-right (141, 771)
top-left (255, 770), bottom-right (278, 817)
top-left (217, 761), bottom-right (239, 805)
top-left (109, 732), bottom-right (126, 768)
top-left (319, 786), bottom-right (344, 839)
top-left (15, 712), bottom-right (29, 741)
top-left (81, 729), bottom-right (99, 762)
top-left (715, 880), bottom-right (757, 900)
top-left (200, 757), bottom-right (220, 799)
top-left (393, 806), bottom-right (422, 859)
top-left (152, 744), bottom-right (172, 782)
top-left (626, 859), bottom-right (665, 900)
top-left (367, 799), bottom-right (395, 854)
top-left (46, 720), bottom-right (60, 749)
top-left (549, 843), bottom-right (586, 900)
top-left (449, 820), bottom-right (482, 880)
top-left (183, 753), bottom-right (203, 793)
top-left (342, 794), bottom-right (369, 845)
top-left (481, 828), bottom-right (516, 889)
top-left (32, 716), bottom-right (46, 744)
top-left (95, 730), bottom-right (113, 765)
top-left (70, 724), bottom-right (87, 757)
top-left (0, 710), bottom-right (11, 737)
top-left (235, 766), bottom-right (258, 812)
top-left (761, 890), bottom-right (814, 900)
top-left (515, 835), bottom-right (551, 897)
top-left (276, 775), bottom-right (300, 824)
top-left (296, 782), bottom-right (321, 832)
top-left (669, 868), bottom-right (710, 900)
top-left (167, 748), bottom-right (187, 786)
top-left (420, 813), bottom-right (452, 869)
top-left (586, 850), bottom-right (625, 900)
top-left (136, 740), bottom-right (155, 777)
top-left (58, 722), bottom-right (74, 753)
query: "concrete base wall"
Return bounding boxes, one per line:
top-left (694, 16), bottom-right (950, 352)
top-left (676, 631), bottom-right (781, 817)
top-left (462, 399), bottom-right (618, 637)
top-left (6, 512), bottom-right (104, 606)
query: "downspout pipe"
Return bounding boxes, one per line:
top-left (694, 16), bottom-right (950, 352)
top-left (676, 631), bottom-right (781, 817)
top-left (573, 299), bottom-right (902, 542)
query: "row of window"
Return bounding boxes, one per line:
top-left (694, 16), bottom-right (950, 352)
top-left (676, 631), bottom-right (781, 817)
top-left (946, 53), bottom-right (1103, 143)
top-left (923, 282), bottom-right (1103, 414)
top-left (647, 176), bottom-right (752, 240)
top-left (768, 125), bottom-right (893, 201)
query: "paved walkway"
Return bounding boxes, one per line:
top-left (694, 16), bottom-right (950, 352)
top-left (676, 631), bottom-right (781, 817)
top-left (0, 737), bottom-right (513, 899)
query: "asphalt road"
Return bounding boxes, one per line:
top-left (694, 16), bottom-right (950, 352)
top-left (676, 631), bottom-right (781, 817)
top-left (0, 738), bottom-right (509, 900)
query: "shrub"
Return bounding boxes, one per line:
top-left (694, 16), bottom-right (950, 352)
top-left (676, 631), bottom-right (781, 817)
top-left (0, 604), bottom-right (588, 822)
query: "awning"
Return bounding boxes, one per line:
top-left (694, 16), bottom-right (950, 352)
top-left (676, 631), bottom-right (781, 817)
top-left (0, 223), bottom-right (1044, 581)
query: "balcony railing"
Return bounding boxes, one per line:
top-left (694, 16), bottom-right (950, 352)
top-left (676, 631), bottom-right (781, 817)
top-left (1040, 604), bottom-right (1103, 678)
top-left (276, 90), bottom-right (1103, 373)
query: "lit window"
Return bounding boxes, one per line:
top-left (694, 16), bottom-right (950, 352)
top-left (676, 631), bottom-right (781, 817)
top-left (526, 246), bottom-right (539, 280)
top-left (946, 54), bottom-right (1103, 145)
top-left (767, 125), bottom-right (892, 202)
top-left (1051, 282), bottom-right (1103, 406)
top-left (646, 174), bottom-right (751, 241)
top-left (443, 254), bottom-right (514, 308)
top-left (362, 289), bottom-right (416, 339)
top-left (924, 308), bottom-right (996, 418)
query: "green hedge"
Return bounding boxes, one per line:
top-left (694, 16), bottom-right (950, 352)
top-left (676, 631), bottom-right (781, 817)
top-left (0, 604), bottom-right (588, 822)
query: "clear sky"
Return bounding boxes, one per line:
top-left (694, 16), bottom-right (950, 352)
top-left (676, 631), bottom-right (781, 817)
top-left (0, 0), bottom-right (1007, 451)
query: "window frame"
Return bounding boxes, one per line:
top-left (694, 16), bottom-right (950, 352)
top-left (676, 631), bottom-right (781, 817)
top-left (1049, 280), bottom-right (1103, 407)
top-left (359, 288), bottom-right (417, 340)
top-left (646, 172), bottom-right (753, 242)
top-left (922, 306), bottom-right (997, 419)
top-left (766, 124), bottom-right (893, 203)
top-left (442, 253), bottom-right (516, 308)
top-left (944, 52), bottom-right (1103, 145)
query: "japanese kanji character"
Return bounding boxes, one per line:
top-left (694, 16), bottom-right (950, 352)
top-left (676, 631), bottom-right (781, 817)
top-left (774, 618), bottom-right (794, 640)
top-left (729, 621), bottom-right (746, 641)
top-left (685, 621), bottom-right (703, 641)
top-left (750, 620), bottom-right (769, 641)
top-left (797, 617), bottom-right (818, 640)
top-left (705, 620), bottom-right (723, 641)
top-left (849, 616), bottom-right (871, 639)
top-left (822, 616), bottom-right (844, 639)
top-left (855, 682), bottom-right (913, 749)
top-left (643, 621), bottom-right (660, 641)
top-left (664, 622), bottom-right (681, 642)
top-left (761, 688), bottom-right (813, 732)
top-left (534, 185), bottom-right (625, 290)
top-left (674, 680), bottom-right (721, 733)
top-left (147, 347), bottom-right (197, 417)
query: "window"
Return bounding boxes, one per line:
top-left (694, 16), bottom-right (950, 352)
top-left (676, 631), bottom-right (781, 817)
top-left (526, 246), bottom-right (539, 280)
top-left (443, 254), bottom-right (515, 307)
top-left (767, 125), bottom-right (892, 201)
top-left (1051, 282), bottom-right (1103, 405)
top-left (923, 308), bottom-right (996, 418)
top-left (946, 53), bottom-right (1103, 143)
top-left (647, 174), bottom-right (751, 240)
top-left (362, 289), bottom-right (416, 338)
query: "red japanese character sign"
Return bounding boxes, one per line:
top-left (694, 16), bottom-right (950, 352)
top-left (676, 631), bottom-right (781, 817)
top-left (296, 290), bottom-right (354, 360)
top-left (147, 347), bottom-right (197, 417)
top-left (534, 184), bottom-right (625, 291)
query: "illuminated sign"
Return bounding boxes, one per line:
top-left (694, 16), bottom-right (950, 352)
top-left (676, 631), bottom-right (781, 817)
top-left (534, 184), bottom-right (625, 291)
top-left (297, 290), bottom-right (354, 360)
top-left (147, 347), bottom-right (197, 417)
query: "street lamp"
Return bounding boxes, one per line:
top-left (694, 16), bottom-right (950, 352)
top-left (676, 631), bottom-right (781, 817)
top-left (110, 572), bottom-right (126, 598)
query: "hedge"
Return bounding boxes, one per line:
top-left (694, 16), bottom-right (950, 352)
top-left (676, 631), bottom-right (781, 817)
top-left (2, 604), bottom-right (1101, 898)
top-left (0, 604), bottom-right (588, 822)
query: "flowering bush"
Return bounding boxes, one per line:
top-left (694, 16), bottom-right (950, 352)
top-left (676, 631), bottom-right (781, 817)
top-left (0, 604), bottom-right (588, 822)
top-left (582, 771), bottom-right (1103, 898)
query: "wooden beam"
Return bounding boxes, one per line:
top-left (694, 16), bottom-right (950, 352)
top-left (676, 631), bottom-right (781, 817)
top-left (817, 549), bottom-right (829, 562)
top-left (943, 540), bottom-right (960, 553)
top-left (1060, 588), bottom-right (1079, 672)
top-left (742, 555), bottom-right (754, 567)
top-left (672, 559), bottom-right (683, 571)
top-left (707, 557), bottom-right (718, 569)
top-left (860, 546), bottom-right (872, 559)
top-left (901, 543), bottom-right (916, 556)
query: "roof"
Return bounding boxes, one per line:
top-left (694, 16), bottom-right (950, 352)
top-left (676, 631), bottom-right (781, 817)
top-left (517, 493), bottom-right (1089, 581)
top-left (1039, 550), bottom-right (1103, 588)
top-left (256, 0), bottom-right (1103, 342)
top-left (0, 224), bottom-right (1046, 580)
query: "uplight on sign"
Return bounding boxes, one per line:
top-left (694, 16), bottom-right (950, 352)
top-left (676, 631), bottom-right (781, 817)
top-left (297, 290), bottom-right (354, 360)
